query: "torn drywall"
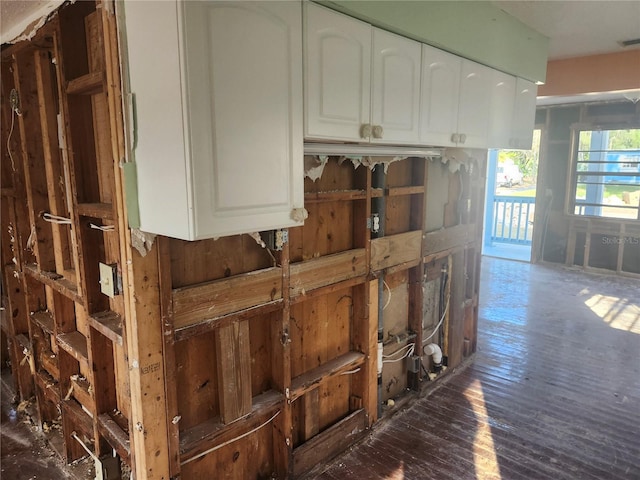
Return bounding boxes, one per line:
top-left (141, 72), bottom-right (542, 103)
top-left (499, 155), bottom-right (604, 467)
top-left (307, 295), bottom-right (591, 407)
top-left (131, 229), bottom-right (156, 257)
top-left (304, 155), bottom-right (329, 181)
top-left (1, 1), bottom-right (68, 44)
top-left (441, 147), bottom-right (486, 173)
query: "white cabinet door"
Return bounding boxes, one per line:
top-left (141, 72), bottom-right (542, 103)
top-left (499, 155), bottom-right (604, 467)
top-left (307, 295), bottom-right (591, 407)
top-left (371, 28), bottom-right (422, 144)
top-left (304, 2), bottom-right (371, 142)
top-left (124, 1), bottom-right (304, 240)
top-left (487, 70), bottom-right (516, 148)
top-left (419, 44), bottom-right (461, 147)
top-left (511, 77), bottom-right (538, 149)
top-left (457, 59), bottom-right (493, 148)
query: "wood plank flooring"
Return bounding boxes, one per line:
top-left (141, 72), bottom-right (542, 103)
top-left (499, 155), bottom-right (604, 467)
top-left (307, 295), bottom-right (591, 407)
top-left (310, 257), bottom-right (640, 479)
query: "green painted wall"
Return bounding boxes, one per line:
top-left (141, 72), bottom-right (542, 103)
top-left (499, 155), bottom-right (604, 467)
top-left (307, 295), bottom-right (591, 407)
top-left (322, 1), bottom-right (549, 83)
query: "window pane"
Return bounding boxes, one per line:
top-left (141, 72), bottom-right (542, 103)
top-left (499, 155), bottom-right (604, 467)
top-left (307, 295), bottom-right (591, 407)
top-left (572, 129), bottom-right (640, 220)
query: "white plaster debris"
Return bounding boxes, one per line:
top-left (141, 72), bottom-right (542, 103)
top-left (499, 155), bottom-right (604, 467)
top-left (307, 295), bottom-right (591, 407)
top-left (131, 229), bottom-right (156, 257)
top-left (338, 155), bottom-right (408, 174)
top-left (248, 232), bottom-right (267, 249)
top-left (441, 147), bottom-right (484, 173)
top-left (304, 155), bottom-right (329, 181)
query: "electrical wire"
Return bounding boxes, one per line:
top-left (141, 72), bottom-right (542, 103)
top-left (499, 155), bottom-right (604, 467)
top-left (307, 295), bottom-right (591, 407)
top-left (340, 367), bottom-right (361, 375)
top-left (180, 410), bottom-right (280, 466)
top-left (42, 213), bottom-right (72, 224)
top-left (89, 223), bottom-right (115, 231)
top-left (382, 279), bottom-right (391, 310)
top-left (6, 106), bottom-right (18, 173)
top-left (423, 295), bottom-right (449, 345)
top-left (382, 343), bottom-right (415, 364)
top-left (382, 342), bottom-right (413, 358)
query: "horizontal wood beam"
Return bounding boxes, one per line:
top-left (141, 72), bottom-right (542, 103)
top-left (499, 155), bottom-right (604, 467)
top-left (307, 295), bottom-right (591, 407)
top-left (370, 230), bottom-right (422, 271)
top-left (172, 267), bottom-right (282, 329)
top-left (423, 223), bottom-right (477, 256)
top-left (290, 351), bottom-right (365, 402)
top-left (179, 389), bottom-right (283, 464)
top-left (174, 299), bottom-right (282, 342)
top-left (290, 248), bottom-right (366, 297)
top-left (292, 409), bottom-right (368, 477)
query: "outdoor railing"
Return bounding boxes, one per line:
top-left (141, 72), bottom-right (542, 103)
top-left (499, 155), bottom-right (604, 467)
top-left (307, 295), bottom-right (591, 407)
top-left (491, 195), bottom-right (535, 245)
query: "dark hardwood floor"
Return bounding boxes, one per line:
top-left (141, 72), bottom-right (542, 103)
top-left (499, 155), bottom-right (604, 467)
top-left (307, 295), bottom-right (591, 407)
top-left (310, 257), bottom-right (640, 480)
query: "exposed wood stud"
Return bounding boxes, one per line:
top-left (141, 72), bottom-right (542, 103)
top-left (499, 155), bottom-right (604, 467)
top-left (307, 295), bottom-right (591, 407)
top-left (215, 320), bottom-right (253, 424)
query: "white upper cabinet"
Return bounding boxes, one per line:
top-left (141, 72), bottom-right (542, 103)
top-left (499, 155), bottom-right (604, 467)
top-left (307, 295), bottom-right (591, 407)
top-left (371, 28), bottom-right (422, 144)
top-left (487, 69), bottom-right (516, 148)
top-left (511, 77), bottom-right (538, 149)
top-left (304, 3), bottom-right (421, 145)
top-left (457, 60), bottom-right (494, 148)
top-left (419, 44), bottom-right (462, 147)
top-left (420, 51), bottom-right (494, 148)
top-left (304, 2), bottom-right (371, 142)
top-left (123, 1), bottom-right (304, 241)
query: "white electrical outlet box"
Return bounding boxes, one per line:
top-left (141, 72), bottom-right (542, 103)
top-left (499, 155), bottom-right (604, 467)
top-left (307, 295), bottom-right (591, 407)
top-left (99, 263), bottom-right (118, 298)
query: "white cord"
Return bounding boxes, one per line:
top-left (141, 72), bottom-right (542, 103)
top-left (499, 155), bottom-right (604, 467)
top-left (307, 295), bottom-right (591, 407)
top-left (423, 296), bottom-right (449, 345)
top-left (340, 367), bottom-right (361, 375)
top-left (180, 410), bottom-right (280, 466)
top-left (382, 342), bottom-right (413, 358)
top-left (7, 107), bottom-right (17, 173)
top-left (382, 343), bottom-right (415, 364)
top-left (42, 213), bottom-right (72, 224)
top-left (71, 432), bottom-right (99, 461)
top-left (382, 280), bottom-right (391, 310)
top-left (90, 223), bottom-right (115, 231)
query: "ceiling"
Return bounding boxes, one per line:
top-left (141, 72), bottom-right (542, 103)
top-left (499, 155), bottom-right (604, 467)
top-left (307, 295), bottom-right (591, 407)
top-left (493, 0), bottom-right (640, 60)
top-left (3, 1), bottom-right (640, 59)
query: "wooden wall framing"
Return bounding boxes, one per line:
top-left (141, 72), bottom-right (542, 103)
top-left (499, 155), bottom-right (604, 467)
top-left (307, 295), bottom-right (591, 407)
top-left (0, 3), bottom-right (485, 478)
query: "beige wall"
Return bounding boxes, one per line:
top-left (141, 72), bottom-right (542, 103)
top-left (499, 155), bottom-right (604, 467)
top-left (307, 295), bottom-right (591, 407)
top-left (539, 50), bottom-right (640, 97)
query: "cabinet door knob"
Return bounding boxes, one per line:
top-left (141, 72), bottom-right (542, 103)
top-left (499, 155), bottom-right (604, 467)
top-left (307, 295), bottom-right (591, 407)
top-left (451, 133), bottom-right (459, 143)
top-left (460, 133), bottom-right (467, 144)
top-left (372, 125), bottom-right (384, 139)
top-left (360, 124), bottom-right (372, 139)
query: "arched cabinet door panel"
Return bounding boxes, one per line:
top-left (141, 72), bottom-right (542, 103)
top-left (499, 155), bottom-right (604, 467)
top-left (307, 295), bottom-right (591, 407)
top-left (123, 1), bottom-right (304, 240)
top-left (371, 28), bottom-right (422, 145)
top-left (304, 2), bottom-right (371, 142)
top-left (419, 44), bottom-right (462, 147)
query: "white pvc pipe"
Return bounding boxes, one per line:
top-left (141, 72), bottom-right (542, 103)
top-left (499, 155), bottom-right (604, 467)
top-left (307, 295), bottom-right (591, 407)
top-left (423, 343), bottom-right (443, 365)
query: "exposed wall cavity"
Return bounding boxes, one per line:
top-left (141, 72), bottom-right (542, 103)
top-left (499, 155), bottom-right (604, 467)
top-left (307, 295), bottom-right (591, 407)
top-left (1, 0), bottom-right (67, 44)
top-left (304, 154), bottom-right (438, 181)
